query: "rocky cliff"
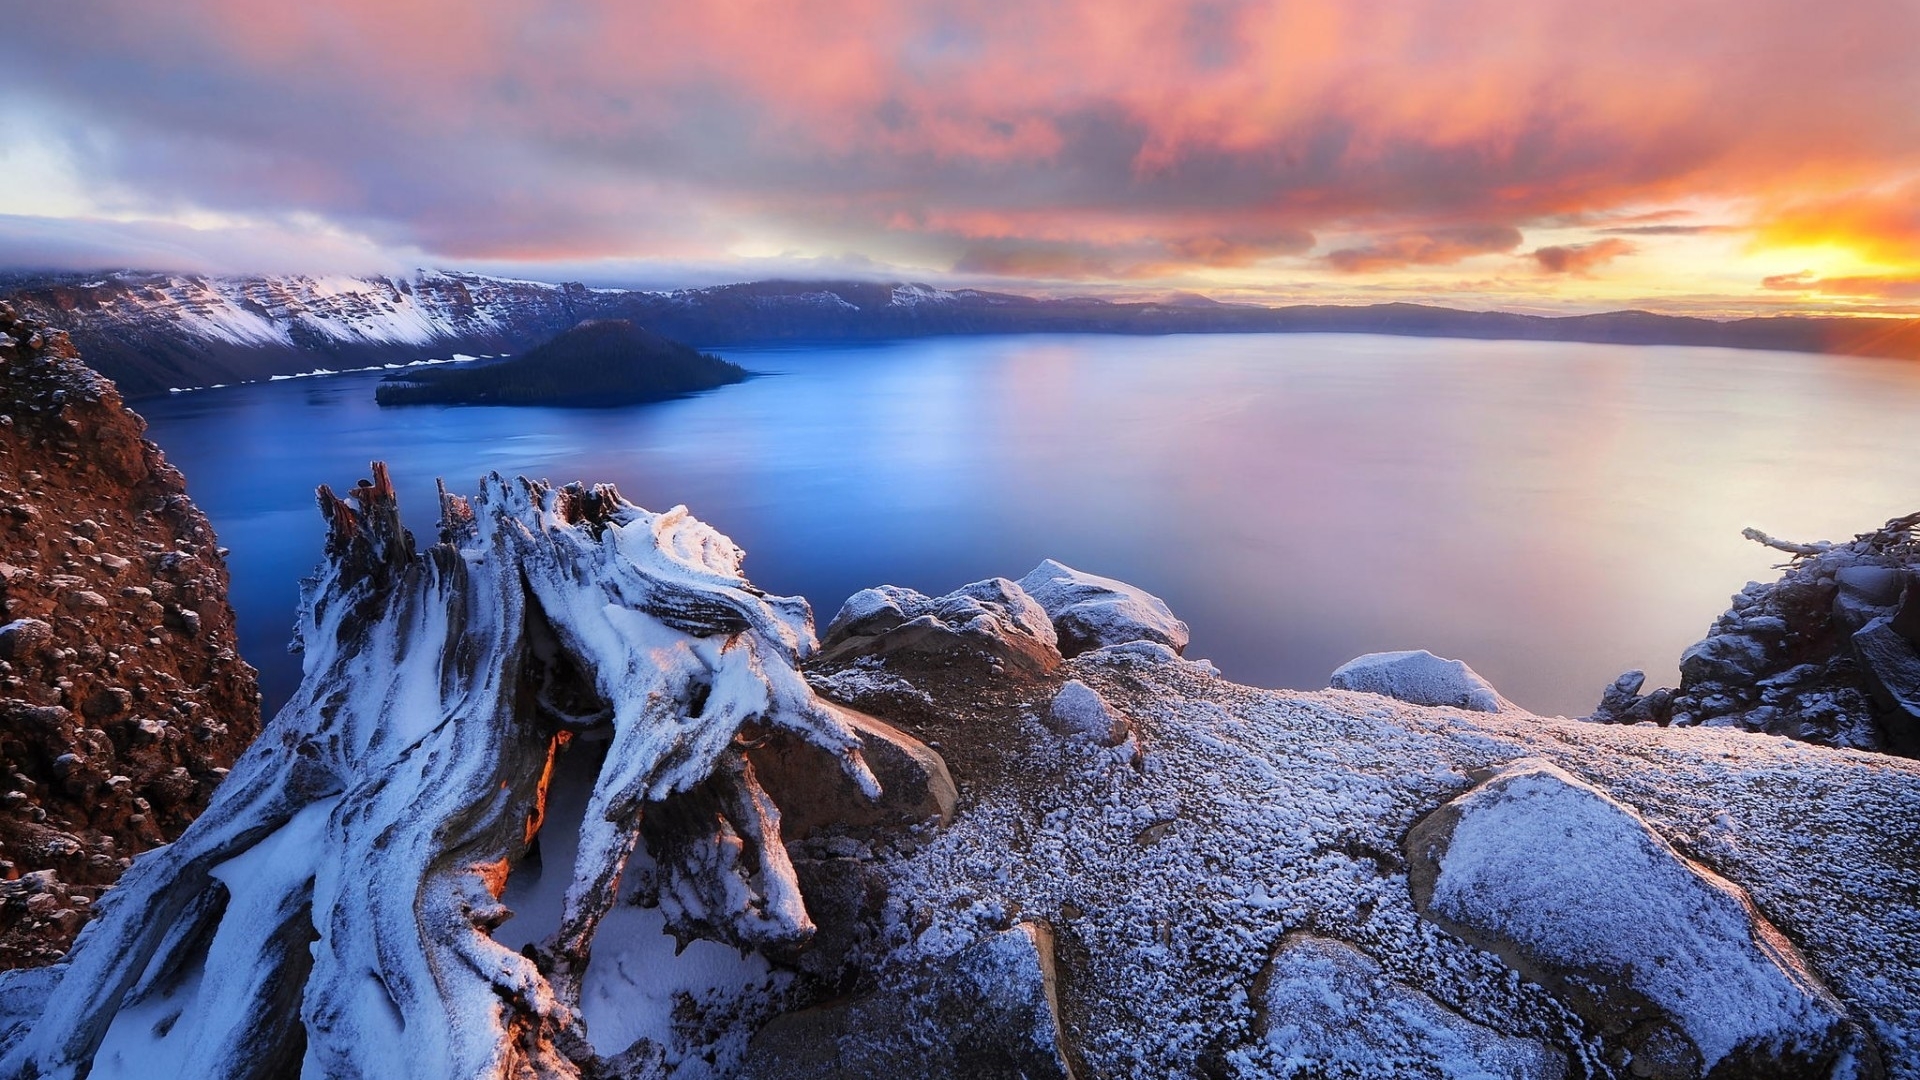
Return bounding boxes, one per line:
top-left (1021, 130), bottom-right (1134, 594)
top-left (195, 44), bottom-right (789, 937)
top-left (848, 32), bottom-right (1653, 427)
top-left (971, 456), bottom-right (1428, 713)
top-left (0, 470), bottom-right (1911, 1080)
top-left (0, 306), bottom-right (260, 966)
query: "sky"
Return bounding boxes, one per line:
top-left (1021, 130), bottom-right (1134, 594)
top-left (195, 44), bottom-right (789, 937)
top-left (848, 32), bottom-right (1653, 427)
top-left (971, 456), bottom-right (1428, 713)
top-left (1, 0), bottom-right (1917, 316)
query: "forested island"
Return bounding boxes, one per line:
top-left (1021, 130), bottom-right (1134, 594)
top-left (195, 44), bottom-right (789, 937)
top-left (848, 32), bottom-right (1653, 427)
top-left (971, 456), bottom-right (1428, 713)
top-left (374, 318), bottom-right (747, 406)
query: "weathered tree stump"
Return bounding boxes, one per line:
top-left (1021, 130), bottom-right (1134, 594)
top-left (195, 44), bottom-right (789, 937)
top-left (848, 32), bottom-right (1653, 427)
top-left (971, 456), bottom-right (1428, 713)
top-left (0, 466), bottom-right (876, 1080)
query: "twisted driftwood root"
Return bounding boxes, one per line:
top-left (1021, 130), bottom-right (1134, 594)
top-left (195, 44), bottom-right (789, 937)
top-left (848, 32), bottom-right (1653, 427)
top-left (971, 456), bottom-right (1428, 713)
top-left (1, 465), bottom-right (876, 1080)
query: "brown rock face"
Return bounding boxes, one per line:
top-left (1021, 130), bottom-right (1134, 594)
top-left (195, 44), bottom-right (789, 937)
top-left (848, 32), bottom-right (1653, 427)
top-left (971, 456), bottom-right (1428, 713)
top-left (0, 303), bottom-right (260, 967)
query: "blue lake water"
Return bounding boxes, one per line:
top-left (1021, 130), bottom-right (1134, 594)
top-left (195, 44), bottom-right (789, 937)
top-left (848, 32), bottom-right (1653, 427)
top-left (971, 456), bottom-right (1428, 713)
top-left (135, 332), bottom-right (1920, 719)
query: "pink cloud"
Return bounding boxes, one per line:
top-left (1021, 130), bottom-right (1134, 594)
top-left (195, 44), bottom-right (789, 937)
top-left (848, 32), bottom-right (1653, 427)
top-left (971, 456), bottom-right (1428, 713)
top-left (1531, 238), bottom-right (1637, 275)
top-left (1, 0), bottom-right (1916, 286)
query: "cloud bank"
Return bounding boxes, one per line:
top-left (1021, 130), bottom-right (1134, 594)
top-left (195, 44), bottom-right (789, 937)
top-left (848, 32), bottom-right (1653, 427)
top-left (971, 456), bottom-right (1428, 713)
top-left (1, 0), bottom-right (1916, 306)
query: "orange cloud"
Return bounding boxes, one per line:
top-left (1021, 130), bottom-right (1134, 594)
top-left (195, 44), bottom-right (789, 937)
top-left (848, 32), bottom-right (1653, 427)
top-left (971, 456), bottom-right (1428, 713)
top-left (2, 0), bottom-right (1918, 301)
top-left (1326, 227), bottom-right (1523, 273)
top-left (1531, 238), bottom-right (1636, 275)
top-left (1762, 271), bottom-right (1920, 300)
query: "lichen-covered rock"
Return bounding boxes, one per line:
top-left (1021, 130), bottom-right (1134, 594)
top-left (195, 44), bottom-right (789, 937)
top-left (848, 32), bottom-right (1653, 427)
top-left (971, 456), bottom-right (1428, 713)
top-left (0, 306), bottom-right (260, 966)
top-left (1329, 649), bottom-right (1506, 712)
top-left (818, 578), bottom-right (1061, 672)
top-left (1015, 559), bottom-right (1189, 657)
top-left (1405, 759), bottom-right (1873, 1079)
top-left (1235, 933), bottom-right (1567, 1078)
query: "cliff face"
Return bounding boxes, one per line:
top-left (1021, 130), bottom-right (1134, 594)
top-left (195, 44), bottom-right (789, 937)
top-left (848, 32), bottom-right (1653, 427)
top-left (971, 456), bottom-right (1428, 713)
top-left (0, 304), bottom-right (260, 967)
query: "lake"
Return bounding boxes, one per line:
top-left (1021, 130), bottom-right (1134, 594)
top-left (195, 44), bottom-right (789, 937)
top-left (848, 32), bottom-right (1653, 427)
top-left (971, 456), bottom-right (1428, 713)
top-left (135, 332), bottom-right (1920, 719)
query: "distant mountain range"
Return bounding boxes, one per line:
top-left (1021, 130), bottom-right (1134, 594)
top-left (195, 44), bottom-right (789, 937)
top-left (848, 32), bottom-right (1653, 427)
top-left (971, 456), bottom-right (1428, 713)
top-left (3, 269), bottom-right (1916, 399)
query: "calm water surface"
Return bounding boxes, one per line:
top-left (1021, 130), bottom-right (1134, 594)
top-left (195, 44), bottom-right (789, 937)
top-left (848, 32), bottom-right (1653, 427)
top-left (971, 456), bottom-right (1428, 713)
top-left (136, 333), bottom-right (1920, 718)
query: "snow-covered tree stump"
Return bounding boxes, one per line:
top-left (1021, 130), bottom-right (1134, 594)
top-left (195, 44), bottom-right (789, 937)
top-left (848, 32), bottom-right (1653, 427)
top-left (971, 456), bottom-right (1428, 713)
top-left (0, 464), bottom-right (877, 1080)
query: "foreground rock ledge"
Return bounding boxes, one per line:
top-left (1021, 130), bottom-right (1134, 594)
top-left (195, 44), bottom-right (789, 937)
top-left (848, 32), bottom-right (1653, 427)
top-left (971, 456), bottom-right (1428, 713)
top-left (1, 479), bottom-right (1917, 1080)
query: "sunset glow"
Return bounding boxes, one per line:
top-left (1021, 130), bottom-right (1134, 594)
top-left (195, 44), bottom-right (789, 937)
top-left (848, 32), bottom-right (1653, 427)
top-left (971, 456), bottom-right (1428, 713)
top-left (2, 0), bottom-right (1916, 312)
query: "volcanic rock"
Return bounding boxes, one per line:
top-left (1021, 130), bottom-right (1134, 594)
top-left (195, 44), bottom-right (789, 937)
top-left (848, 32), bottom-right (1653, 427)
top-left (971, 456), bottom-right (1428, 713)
top-left (0, 306), bottom-right (259, 966)
top-left (1240, 933), bottom-right (1567, 1077)
top-left (740, 922), bottom-right (1074, 1080)
top-left (1406, 759), bottom-right (1872, 1078)
top-left (1330, 648), bottom-right (1507, 712)
top-left (818, 577), bottom-right (1062, 673)
top-left (1016, 559), bottom-right (1189, 657)
top-left (1591, 513), bottom-right (1920, 754)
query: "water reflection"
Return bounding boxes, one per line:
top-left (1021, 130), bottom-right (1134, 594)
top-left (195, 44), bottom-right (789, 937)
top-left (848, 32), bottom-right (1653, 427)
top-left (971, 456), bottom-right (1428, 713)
top-left (136, 333), bottom-right (1920, 718)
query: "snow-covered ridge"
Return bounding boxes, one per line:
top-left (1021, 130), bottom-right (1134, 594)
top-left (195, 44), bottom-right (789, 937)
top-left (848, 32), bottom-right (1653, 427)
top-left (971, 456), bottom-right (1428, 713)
top-left (70, 270), bottom-right (567, 349)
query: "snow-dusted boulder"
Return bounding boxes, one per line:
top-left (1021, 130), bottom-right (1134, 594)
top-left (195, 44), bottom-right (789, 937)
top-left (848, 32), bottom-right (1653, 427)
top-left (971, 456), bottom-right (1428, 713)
top-left (1015, 559), bottom-right (1189, 657)
top-left (1235, 933), bottom-right (1566, 1078)
top-left (819, 578), bottom-right (1061, 672)
top-left (1406, 759), bottom-right (1870, 1078)
top-left (0, 466), bottom-right (883, 1080)
top-left (1329, 649), bottom-right (1506, 712)
top-left (1046, 680), bottom-right (1132, 746)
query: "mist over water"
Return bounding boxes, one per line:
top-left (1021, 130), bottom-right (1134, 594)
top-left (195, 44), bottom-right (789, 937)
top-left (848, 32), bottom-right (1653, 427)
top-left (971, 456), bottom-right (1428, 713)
top-left (136, 332), bottom-right (1920, 719)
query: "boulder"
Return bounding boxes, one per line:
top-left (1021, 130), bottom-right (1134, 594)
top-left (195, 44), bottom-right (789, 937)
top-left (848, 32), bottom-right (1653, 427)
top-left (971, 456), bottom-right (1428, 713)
top-left (1588, 669), bottom-right (1673, 725)
top-left (0, 619), bottom-right (52, 663)
top-left (750, 702), bottom-right (957, 837)
top-left (1330, 649), bottom-right (1506, 713)
top-left (740, 922), bottom-right (1075, 1080)
top-left (819, 578), bottom-right (1062, 672)
top-left (1236, 933), bottom-right (1566, 1078)
top-left (1046, 680), bottom-right (1132, 746)
top-left (1405, 759), bottom-right (1872, 1079)
top-left (1851, 617), bottom-right (1920, 750)
top-left (1015, 559), bottom-right (1189, 657)
top-left (1833, 565), bottom-right (1905, 635)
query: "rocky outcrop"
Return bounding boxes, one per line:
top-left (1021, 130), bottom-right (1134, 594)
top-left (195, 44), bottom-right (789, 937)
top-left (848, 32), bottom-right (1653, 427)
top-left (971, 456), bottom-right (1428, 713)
top-left (1591, 514), bottom-right (1920, 755)
top-left (1407, 760), bottom-right (1873, 1078)
top-left (0, 304), bottom-right (260, 967)
top-left (818, 578), bottom-right (1063, 673)
top-left (1016, 559), bottom-right (1190, 658)
top-left (4, 481), bottom-right (1918, 1079)
top-left (1330, 649), bottom-right (1509, 713)
top-left (797, 570), bottom-right (1919, 1079)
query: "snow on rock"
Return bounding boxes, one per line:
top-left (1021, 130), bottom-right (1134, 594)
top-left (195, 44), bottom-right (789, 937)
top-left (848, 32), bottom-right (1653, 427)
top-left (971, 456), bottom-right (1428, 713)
top-left (1330, 649), bottom-right (1507, 713)
top-left (791, 620), bottom-right (1920, 1079)
top-left (819, 578), bottom-right (1061, 672)
top-left (1235, 933), bottom-right (1567, 1078)
top-left (1015, 558), bottom-right (1190, 657)
top-left (0, 465), bottom-right (881, 1080)
top-left (1047, 679), bottom-right (1133, 746)
top-left (739, 922), bottom-right (1073, 1080)
top-left (1406, 758), bottom-right (1870, 1078)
